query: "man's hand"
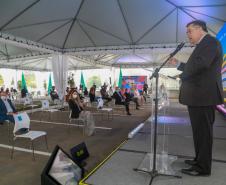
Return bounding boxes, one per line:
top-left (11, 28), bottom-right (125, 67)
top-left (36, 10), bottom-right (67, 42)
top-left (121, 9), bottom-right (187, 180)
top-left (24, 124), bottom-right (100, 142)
top-left (7, 112), bottom-right (14, 115)
top-left (7, 112), bottom-right (18, 115)
top-left (169, 57), bottom-right (179, 66)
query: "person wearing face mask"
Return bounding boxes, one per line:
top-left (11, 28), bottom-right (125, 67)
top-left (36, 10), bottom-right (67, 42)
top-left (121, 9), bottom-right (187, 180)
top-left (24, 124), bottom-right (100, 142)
top-left (0, 91), bottom-right (17, 124)
top-left (68, 90), bottom-right (83, 119)
top-left (113, 87), bottom-right (131, 115)
top-left (68, 89), bottom-right (95, 136)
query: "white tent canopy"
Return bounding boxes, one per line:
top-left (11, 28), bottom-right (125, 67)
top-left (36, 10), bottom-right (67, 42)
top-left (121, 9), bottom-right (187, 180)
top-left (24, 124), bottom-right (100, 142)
top-left (0, 0), bottom-right (226, 70)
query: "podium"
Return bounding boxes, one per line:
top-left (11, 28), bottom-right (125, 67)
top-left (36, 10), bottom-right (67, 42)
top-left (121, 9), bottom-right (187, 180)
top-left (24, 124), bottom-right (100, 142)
top-left (134, 76), bottom-right (181, 184)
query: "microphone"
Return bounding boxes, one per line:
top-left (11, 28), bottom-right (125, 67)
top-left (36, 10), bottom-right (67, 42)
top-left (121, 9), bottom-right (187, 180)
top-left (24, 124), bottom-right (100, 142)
top-left (170, 42), bottom-right (185, 57)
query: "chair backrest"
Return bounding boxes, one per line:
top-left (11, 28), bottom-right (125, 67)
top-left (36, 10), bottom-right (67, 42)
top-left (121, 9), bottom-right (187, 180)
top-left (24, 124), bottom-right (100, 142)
top-left (13, 112), bottom-right (30, 134)
top-left (97, 97), bottom-right (104, 109)
top-left (24, 97), bottom-right (32, 105)
top-left (41, 100), bottom-right (50, 109)
top-left (69, 110), bottom-right (72, 119)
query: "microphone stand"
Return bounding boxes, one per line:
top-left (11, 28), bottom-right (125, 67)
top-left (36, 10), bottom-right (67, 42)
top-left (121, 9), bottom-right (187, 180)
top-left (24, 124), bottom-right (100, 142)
top-left (134, 43), bottom-right (184, 185)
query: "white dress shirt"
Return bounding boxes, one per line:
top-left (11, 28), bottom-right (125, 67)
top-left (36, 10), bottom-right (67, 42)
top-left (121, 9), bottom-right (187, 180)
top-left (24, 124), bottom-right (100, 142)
top-left (2, 98), bottom-right (13, 113)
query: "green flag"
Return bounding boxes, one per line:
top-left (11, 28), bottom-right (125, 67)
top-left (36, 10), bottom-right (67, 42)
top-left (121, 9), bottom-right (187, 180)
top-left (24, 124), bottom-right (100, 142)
top-left (48, 74), bottom-right (52, 95)
top-left (118, 66), bottom-right (123, 88)
top-left (80, 72), bottom-right (86, 89)
top-left (21, 72), bottom-right (28, 91)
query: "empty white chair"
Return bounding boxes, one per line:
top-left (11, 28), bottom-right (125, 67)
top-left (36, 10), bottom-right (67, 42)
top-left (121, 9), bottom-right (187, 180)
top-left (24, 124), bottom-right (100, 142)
top-left (23, 97), bottom-right (37, 113)
top-left (40, 100), bottom-right (59, 121)
top-left (11, 112), bottom-right (48, 160)
top-left (97, 98), bottom-right (104, 109)
top-left (97, 98), bottom-right (113, 120)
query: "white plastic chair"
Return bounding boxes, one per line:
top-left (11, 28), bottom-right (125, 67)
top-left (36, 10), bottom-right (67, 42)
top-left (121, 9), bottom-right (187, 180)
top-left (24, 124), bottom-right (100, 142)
top-left (23, 97), bottom-right (37, 113)
top-left (68, 110), bottom-right (86, 135)
top-left (97, 98), bottom-right (113, 120)
top-left (40, 100), bottom-right (59, 122)
top-left (11, 112), bottom-right (48, 160)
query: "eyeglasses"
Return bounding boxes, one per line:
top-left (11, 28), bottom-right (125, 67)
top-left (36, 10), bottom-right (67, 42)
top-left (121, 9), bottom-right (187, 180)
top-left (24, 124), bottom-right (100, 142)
top-left (186, 26), bottom-right (201, 34)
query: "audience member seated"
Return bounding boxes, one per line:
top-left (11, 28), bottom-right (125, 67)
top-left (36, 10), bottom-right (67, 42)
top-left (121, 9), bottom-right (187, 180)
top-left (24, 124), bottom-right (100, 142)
top-left (50, 86), bottom-right (59, 101)
top-left (113, 87), bottom-right (131, 115)
top-left (66, 87), bottom-right (70, 94)
top-left (0, 91), bottom-right (17, 124)
top-left (108, 86), bottom-right (114, 97)
top-left (21, 88), bottom-right (28, 98)
top-left (124, 88), bottom-right (140, 109)
top-left (89, 85), bottom-right (96, 103)
top-left (140, 90), bottom-right (146, 102)
top-left (131, 87), bottom-right (144, 105)
top-left (84, 87), bottom-right (88, 96)
top-left (68, 90), bottom-right (84, 118)
top-left (100, 85), bottom-right (112, 106)
top-left (0, 87), bottom-right (4, 93)
top-left (68, 89), bottom-right (95, 136)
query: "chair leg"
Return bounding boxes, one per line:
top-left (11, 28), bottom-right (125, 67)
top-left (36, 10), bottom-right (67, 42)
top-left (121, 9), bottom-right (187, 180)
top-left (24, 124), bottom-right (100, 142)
top-left (7, 122), bottom-right (11, 143)
top-left (83, 120), bottom-right (86, 136)
top-left (31, 140), bottom-right (35, 161)
top-left (40, 111), bottom-right (43, 123)
top-left (11, 138), bottom-right (15, 159)
top-left (44, 135), bottom-right (48, 150)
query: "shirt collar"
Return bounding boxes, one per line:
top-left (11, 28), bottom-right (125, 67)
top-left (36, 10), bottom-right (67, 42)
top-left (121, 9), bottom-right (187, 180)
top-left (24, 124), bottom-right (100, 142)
top-left (197, 33), bottom-right (207, 45)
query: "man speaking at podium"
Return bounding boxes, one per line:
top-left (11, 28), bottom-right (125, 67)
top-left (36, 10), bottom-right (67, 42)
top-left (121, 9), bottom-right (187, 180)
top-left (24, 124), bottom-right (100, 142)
top-left (171, 20), bottom-right (224, 176)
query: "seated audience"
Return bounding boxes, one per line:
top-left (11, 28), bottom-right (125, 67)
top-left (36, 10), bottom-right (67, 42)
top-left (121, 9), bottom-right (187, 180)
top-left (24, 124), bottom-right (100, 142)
top-left (124, 88), bottom-right (140, 109)
top-left (89, 85), bottom-right (96, 103)
top-left (113, 87), bottom-right (131, 115)
top-left (68, 90), bottom-right (84, 118)
top-left (100, 85), bottom-right (112, 106)
top-left (68, 89), bottom-right (95, 136)
top-left (0, 91), bottom-right (17, 124)
top-left (84, 87), bottom-right (88, 96)
top-left (108, 86), bottom-right (114, 97)
top-left (0, 87), bottom-right (4, 93)
top-left (21, 88), bottom-right (28, 98)
top-left (50, 86), bottom-right (59, 101)
top-left (131, 87), bottom-right (144, 105)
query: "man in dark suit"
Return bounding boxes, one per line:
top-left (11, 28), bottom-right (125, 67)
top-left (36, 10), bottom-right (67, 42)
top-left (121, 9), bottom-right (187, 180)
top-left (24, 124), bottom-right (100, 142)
top-left (0, 91), bottom-right (17, 124)
top-left (50, 86), bottom-right (59, 101)
top-left (113, 87), bottom-right (131, 115)
top-left (171, 20), bottom-right (224, 176)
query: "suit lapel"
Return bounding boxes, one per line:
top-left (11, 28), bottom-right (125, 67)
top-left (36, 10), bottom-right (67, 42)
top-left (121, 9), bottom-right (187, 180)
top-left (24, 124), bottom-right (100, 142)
top-left (0, 99), bottom-right (7, 113)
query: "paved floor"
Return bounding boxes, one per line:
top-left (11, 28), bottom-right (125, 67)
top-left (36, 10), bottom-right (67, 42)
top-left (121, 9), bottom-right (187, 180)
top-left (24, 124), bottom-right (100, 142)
top-left (0, 103), bottom-right (151, 185)
top-left (83, 101), bottom-right (226, 185)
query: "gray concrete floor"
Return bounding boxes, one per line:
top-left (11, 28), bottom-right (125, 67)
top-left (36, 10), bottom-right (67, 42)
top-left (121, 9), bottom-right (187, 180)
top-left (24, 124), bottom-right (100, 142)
top-left (83, 101), bottom-right (226, 185)
top-left (0, 103), bottom-right (151, 185)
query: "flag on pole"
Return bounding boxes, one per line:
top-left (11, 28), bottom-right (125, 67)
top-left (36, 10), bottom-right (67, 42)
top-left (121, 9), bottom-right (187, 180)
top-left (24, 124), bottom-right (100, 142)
top-left (80, 72), bottom-right (86, 90)
top-left (118, 66), bottom-right (123, 88)
top-left (21, 72), bottom-right (28, 91)
top-left (47, 74), bottom-right (52, 95)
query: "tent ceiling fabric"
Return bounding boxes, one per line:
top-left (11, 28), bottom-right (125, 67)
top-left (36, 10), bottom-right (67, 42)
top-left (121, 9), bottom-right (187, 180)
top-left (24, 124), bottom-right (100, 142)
top-left (0, 0), bottom-right (226, 70)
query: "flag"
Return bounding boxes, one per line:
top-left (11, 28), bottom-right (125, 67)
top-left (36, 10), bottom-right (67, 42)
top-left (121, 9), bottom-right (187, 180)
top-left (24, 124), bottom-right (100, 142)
top-left (21, 72), bottom-right (28, 91)
top-left (47, 74), bottom-right (52, 95)
top-left (118, 66), bottom-right (123, 88)
top-left (80, 71), bottom-right (86, 90)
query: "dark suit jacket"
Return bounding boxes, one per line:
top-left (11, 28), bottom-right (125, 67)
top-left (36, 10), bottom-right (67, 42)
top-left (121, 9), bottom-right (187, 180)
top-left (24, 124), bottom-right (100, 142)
top-left (0, 99), bottom-right (17, 123)
top-left (178, 34), bottom-right (224, 106)
top-left (68, 99), bottom-right (82, 119)
top-left (113, 91), bottom-right (125, 104)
